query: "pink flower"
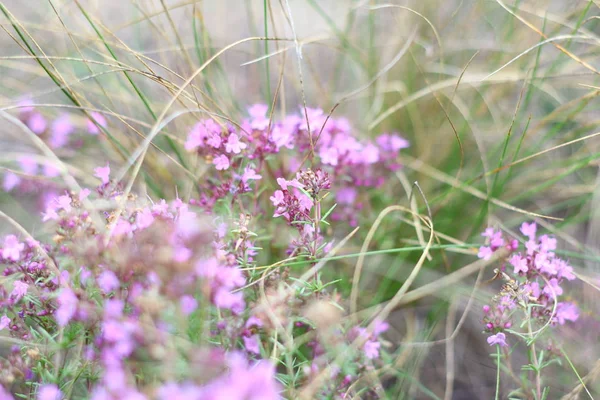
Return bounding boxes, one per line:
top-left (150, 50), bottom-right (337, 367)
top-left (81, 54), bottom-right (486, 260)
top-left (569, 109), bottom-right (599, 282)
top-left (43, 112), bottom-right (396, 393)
top-left (18, 156), bottom-right (38, 175)
top-left (97, 270), bottom-right (120, 293)
top-left (2, 235), bottom-right (25, 261)
top-left (555, 302), bottom-right (579, 325)
top-left (248, 103), bottom-right (269, 130)
top-left (364, 340), bottom-right (381, 359)
top-left (37, 384), bottom-right (62, 400)
top-left (336, 187), bottom-right (357, 205)
top-left (56, 288), bottom-right (78, 326)
top-left (520, 222), bottom-right (537, 240)
top-left (207, 132), bottom-right (222, 148)
top-left (56, 195), bottom-right (72, 213)
top-left (0, 385), bottom-right (13, 400)
top-left (509, 254), bottom-right (528, 274)
top-left (243, 335), bottom-right (261, 355)
top-left (3, 173), bottom-right (21, 192)
top-left (319, 147), bottom-right (339, 166)
top-left (10, 280), bottom-right (28, 302)
top-left (213, 155), bottom-right (230, 170)
top-left (94, 163), bottom-right (110, 185)
top-left (28, 113), bottom-right (47, 134)
top-left (87, 112), bottom-right (107, 135)
top-left (241, 167), bottom-right (262, 183)
top-left (50, 114), bottom-right (74, 148)
top-left (0, 315), bottom-right (10, 331)
top-left (477, 246), bottom-right (493, 260)
top-left (135, 208), bottom-right (154, 230)
top-left (487, 332), bottom-right (507, 347)
top-left (185, 122), bottom-right (209, 151)
top-left (224, 133), bottom-right (247, 154)
top-left (180, 295), bottom-right (198, 316)
top-left (270, 190), bottom-right (284, 207)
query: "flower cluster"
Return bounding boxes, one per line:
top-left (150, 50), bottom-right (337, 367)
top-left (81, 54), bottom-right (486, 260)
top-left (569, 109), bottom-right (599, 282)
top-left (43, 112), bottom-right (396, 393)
top-left (184, 105), bottom-right (409, 226)
top-left (479, 222), bottom-right (579, 348)
top-left (3, 101), bottom-right (108, 209)
top-left (0, 153), bottom-right (392, 399)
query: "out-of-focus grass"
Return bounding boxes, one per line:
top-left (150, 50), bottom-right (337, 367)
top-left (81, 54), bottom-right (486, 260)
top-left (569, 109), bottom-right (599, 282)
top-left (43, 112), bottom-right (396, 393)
top-left (1, 0), bottom-right (600, 398)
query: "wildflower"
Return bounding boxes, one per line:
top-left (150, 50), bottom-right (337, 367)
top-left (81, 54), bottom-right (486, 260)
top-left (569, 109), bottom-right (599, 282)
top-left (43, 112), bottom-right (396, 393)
top-left (37, 384), bottom-right (62, 400)
top-left (3, 172), bottom-right (21, 191)
top-left (179, 295), bottom-right (198, 316)
top-left (50, 114), bottom-right (74, 148)
top-left (10, 280), bottom-right (28, 302)
top-left (241, 167), bottom-right (262, 183)
top-left (520, 222), bottom-right (537, 240)
top-left (213, 155), bottom-right (230, 170)
top-left (28, 113), bottom-right (47, 134)
top-left (87, 112), bottom-right (107, 135)
top-left (0, 315), bottom-right (10, 331)
top-left (97, 270), bottom-right (120, 293)
top-left (56, 288), bottom-right (78, 326)
top-left (248, 103), bottom-right (270, 130)
top-left (94, 163), bottom-right (111, 185)
top-left (477, 246), bottom-right (493, 260)
top-left (364, 340), bottom-right (381, 359)
top-left (509, 254), bottom-right (528, 274)
top-left (0, 385), bottom-right (13, 400)
top-left (224, 133), bottom-right (247, 154)
top-left (2, 235), bottom-right (25, 261)
top-left (487, 332), bottom-right (507, 347)
top-left (555, 302), bottom-right (579, 325)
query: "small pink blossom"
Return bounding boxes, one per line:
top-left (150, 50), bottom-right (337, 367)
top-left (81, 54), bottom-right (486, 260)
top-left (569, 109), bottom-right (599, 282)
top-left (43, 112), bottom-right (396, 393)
top-left (28, 113), bottom-right (47, 134)
top-left (97, 270), bottom-right (120, 293)
top-left (487, 332), bottom-right (507, 347)
top-left (37, 384), bottom-right (62, 400)
top-left (87, 112), bottom-right (107, 135)
top-left (2, 235), bottom-right (25, 261)
top-left (180, 295), bottom-right (198, 316)
top-left (477, 246), bottom-right (493, 260)
top-left (0, 315), bottom-right (10, 331)
top-left (509, 254), bottom-right (528, 274)
top-left (94, 163), bottom-right (110, 185)
top-left (213, 155), bottom-right (230, 170)
top-left (520, 222), bottom-right (537, 240)
top-left (224, 133), bottom-right (247, 154)
top-left (56, 288), bottom-right (78, 326)
top-left (241, 167), bottom-right (262, 183)
top-left (10, 280), bottom-right (28, 301)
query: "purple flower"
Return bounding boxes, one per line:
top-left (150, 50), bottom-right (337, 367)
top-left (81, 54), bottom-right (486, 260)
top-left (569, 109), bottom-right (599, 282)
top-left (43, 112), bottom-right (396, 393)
top-left (243, 335), bottom-right (261, 355)
top-left (270, 190), bottom-right (284, 207)
top-left (94, 163), bottom-right (111, 185)
top-left (135, 208), bottom-right (154, 230)
top-left (364, 340), bottom-right (381, 359)
top-left (477, 246), bottom-right (493, 260)
top-left (487, 332), bottom-right (507, 347)
top-left (0, 315), bottom-right (10, 331)
top-left (520, 222), bottom-right (537, 240)
top-left (224, 133), bottom-right (247, 154)
top-left (97, 270), bottom-right (120, 293)
top-left (0, 384), bottom-right (13, 400)
top-left (28, 113), bottom-right (47, 134)
top-left (509, 254), bottom-right (528, 274)
top-left (213, 155), bottom-right (230, 171)
top-left (180, 295), bottom-right (198, 316)
top-left (10, 280), bottom-right (28, 302)
top-left (56, 288), bottom-right (78, 326)
top-left (37, 384), bottom-right (62, 400)
top-left (3, 173), bottom-right (21, 192)
top-left (50, 114), bottom-right (74, 148)
top-left (241, 167), bottom-right (262, 183)
top-left (555, 302), bottom-right (579, 325)
top-left (2, 235), bottom-right (25, 261)
top-left (87, 112), bottom-right (107, 135)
